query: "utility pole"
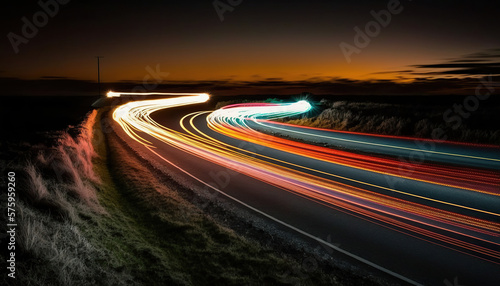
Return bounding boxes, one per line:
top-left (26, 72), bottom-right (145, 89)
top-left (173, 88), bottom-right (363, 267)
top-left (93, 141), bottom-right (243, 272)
top-left (96, 56), bottom-right (103, 96)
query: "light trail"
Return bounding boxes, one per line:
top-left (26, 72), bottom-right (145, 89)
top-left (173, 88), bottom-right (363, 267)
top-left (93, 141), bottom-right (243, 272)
top-left (251, 119), bottom-right (500, 169)
top-left (204, 103), bottom-right (500, 259)
top-left (206, 112), bottom-right (500, 196)
top-left (112, 94), bottom-right (500, 284)
top-left (107, 91), bottom-right (211, 98)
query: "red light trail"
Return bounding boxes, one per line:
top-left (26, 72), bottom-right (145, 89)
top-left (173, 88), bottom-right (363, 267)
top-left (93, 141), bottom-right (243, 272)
top-left (112, 93), bottom-right (500, 283)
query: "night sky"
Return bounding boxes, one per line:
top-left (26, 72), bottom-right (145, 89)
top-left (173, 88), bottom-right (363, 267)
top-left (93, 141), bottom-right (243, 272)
top-left (2, 0), bottom-right (499, 95)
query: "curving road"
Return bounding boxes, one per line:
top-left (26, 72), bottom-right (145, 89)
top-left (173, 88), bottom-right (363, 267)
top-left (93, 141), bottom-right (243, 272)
top-left (110, 93), bottom-right (500, 286)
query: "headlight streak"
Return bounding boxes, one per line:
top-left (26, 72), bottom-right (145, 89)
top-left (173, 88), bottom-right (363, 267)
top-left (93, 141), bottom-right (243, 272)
top-left (113, 95), bottom-right (500, 266)
top-left (195, 109), bottom-right (500, 240)
top-left (107, 91), bottom-right (211, 98)
top-left (251, 119), bottom-right (500, 169)
top-left (205, 103), bottom-right (500, 261)
top-left (206, 114), bottom-right (500, 195)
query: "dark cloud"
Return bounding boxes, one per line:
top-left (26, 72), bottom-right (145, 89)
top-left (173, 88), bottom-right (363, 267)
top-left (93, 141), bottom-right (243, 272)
top-left (462, 49), bottom-right (500, 59)
top-left (410, 49), bottom-right (500, 77)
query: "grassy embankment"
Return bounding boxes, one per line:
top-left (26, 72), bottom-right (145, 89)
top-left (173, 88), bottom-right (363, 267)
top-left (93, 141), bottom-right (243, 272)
top-left (2, 108), bottom-right (387, 285)
top-left (216, 97), bottom-right (500, 145)
top-left (282, 99), bottom-right (500, 145)
top-left (89, 109), bottom-right (335, 285)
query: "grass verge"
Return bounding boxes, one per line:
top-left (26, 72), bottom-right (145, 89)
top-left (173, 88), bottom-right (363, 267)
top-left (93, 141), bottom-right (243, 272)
top-left (89, 109), bottom-right (344, 285)
top-left (2, 107), bottom-right (391, 286)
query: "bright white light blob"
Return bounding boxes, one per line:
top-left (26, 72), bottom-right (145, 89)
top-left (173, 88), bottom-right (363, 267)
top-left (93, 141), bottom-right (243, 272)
top-left (291, 100), bottom-right (311, 113)
top-left (107, 91), bottom-right (210, 99)
top-left (107, 91), bottom-right (121, 98)
top-left (209, 100), bottom-right (312, 123)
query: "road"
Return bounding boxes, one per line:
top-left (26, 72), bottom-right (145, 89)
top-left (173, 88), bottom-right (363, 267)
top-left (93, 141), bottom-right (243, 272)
top-left (111, 93), bottom-right (500, 286)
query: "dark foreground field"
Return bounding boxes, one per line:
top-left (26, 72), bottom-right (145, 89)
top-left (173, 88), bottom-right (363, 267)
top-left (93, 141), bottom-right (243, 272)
top-left (2, 93), bottom-right (498, 285)
top-left (1, 99), bottom-right (392, 285)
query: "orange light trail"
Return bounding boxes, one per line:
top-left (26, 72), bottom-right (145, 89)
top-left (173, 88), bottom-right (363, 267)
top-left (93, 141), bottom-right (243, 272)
top-left (112, 94), bottom-right (500, 266)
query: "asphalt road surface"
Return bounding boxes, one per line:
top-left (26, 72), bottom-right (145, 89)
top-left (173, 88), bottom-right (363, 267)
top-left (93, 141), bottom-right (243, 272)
top-left (111, 94), bottom-right (500, 286)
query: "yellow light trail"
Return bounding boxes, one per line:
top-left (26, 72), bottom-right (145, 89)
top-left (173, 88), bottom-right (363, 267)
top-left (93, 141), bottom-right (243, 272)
top-left (112, 93), bottom-right (500, 266)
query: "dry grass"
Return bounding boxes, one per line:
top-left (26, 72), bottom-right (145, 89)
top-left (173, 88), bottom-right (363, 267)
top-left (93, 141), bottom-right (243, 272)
top-left (1, 107), bottom-right (387, 286)
top-left (96, 109), bottom-right (386, 286)
top-left (283, 100), bottom-right (500, 144)
top-left (15, 202), bottom-right (125, 286)
top-left (1, 109), bottom-right (134, 286)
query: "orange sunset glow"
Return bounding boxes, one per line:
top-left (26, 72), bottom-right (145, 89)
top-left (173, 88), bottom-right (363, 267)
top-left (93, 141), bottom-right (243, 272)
top-left (2, 0), bottom-right (499, 96)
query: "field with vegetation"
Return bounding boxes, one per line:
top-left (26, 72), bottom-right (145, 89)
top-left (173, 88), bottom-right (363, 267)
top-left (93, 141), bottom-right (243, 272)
top-left (1, 106), bottom-right (391, 286)
top-left (216, 95), bottom-right (500, 145)
top-left (282, 97), bottom-right (500, 145)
